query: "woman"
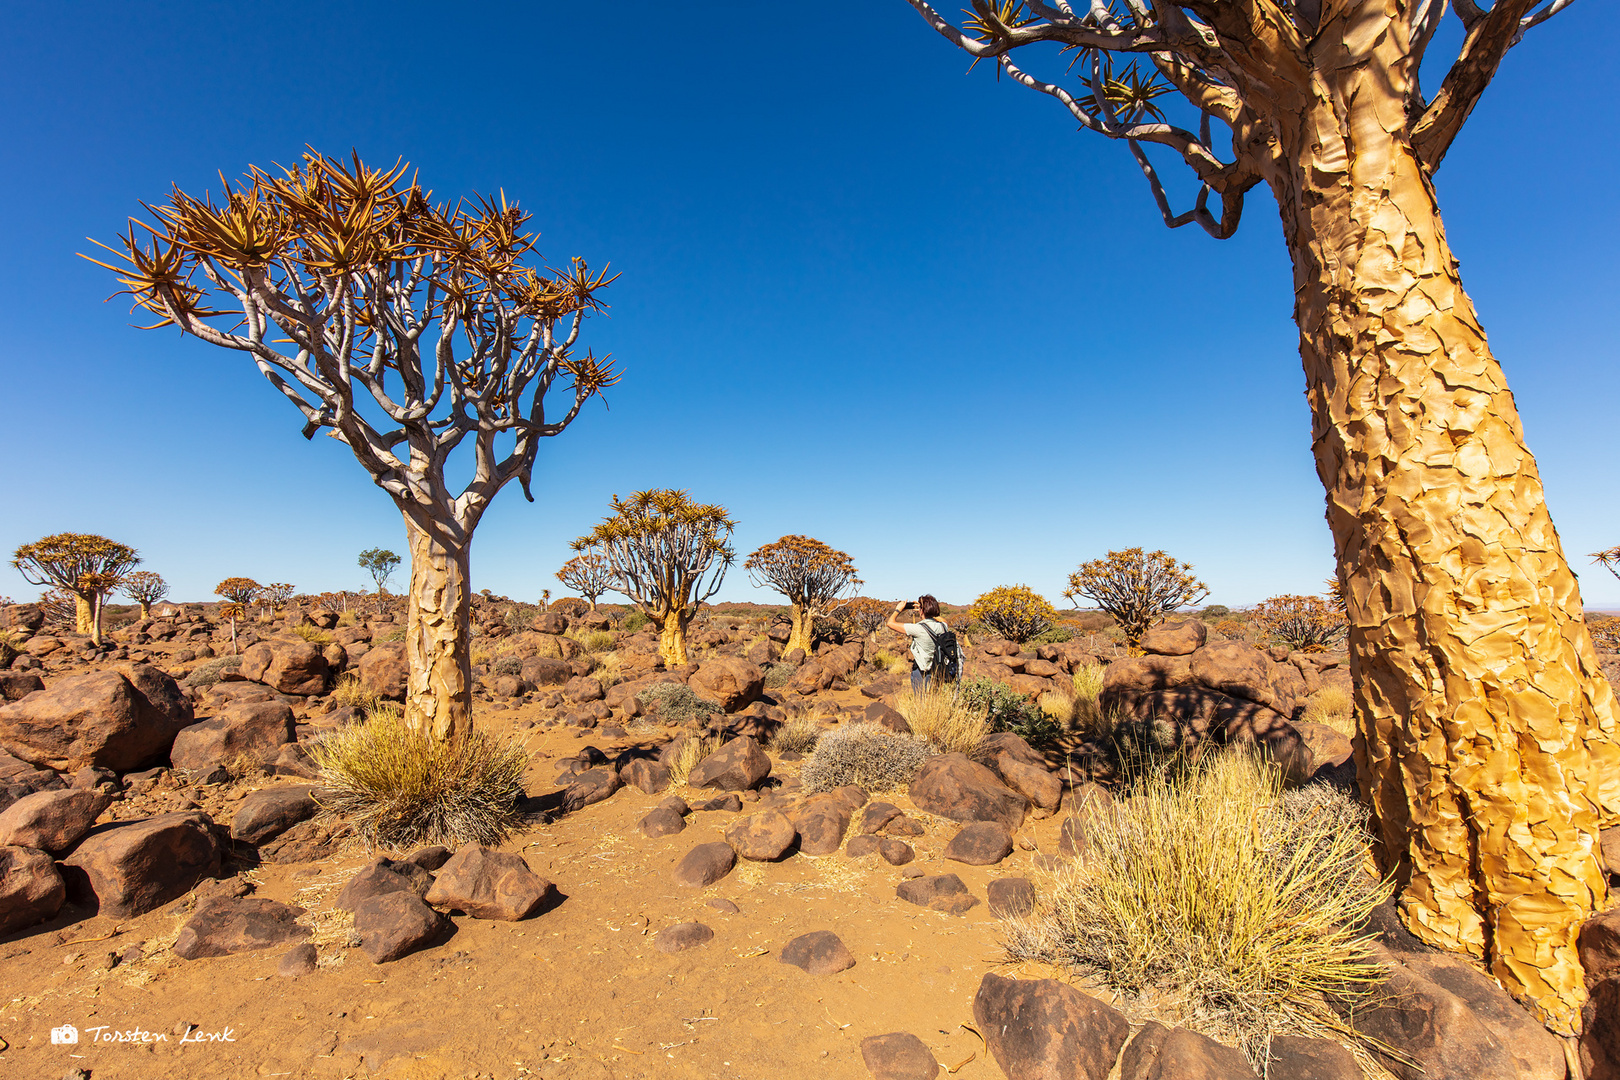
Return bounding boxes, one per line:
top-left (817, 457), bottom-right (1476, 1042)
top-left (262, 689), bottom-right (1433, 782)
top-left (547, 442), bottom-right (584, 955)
top-left (885, 594), bottom-right (959, 692)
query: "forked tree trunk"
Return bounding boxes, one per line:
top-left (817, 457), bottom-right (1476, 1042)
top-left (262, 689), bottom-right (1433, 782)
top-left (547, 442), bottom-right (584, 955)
top-left (73, 594), bottom-right (93, 636)
top-left (1277, 46), bottom-right (1620, 1033)
top-left (658, 609), bottom-right (691, 668)
top-left (786, 602), bottom-right (815, 657)
top-left (404, 516), bottom-right (473, 741)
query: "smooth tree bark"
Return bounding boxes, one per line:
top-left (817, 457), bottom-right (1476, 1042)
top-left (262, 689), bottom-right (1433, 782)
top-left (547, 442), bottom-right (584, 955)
top-left (903, 0), bottom-right (1609, 1032)
top-left (90, 151), bottom-right (617, 741)
top-left (745, 536), bottom-right (862, 656)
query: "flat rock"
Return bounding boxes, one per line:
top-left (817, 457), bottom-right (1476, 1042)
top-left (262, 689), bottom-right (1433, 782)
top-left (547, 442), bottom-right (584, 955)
top-left (1266, 1035), bottom-right (1361, 1080)
top-left (673, 842), bottom-right (736, 888)
top-left (896, 873), bottom-right (979, 915)
top-left (0, 844), bottom-right (66, 934)
top-left (725, 810), bottom-right (797, 861)
top-left (620, 758), bottom-right (671, 795)
top-left (943, 821), bottom-right (1014, 866)
top-left (860, 1032), bottom-right (940, 1080)
top-left (61, 811), bottom-right (221, 918)
top-left (336, 859), bottom-right (434, 911)
top-left (655, 921), bottom-right (714, 954)
top-left (987, 877), bottom-right (1035, 918)
top-left (174, 896), bottom-right (310, 959)
top-left (908, 753), bottom-right (1028, 831)
top-left (974, 973), bottom-right (1130, 1080)
top-left (0, 788), bottom-right (111, 854)
top-left (229, 785), bottom-right (321, 844)
top-left (780, 930), bottom-right (855, 975)
top-left (846, 834), bottom-right (881, 858)
top-left (860, 801), bottom-right (902, 834)
top-left (1120, 1021), bottom-right (1257, 1080)
top-left (424, 846), bottom-right (554, 921)
top-left (1139, 617), bottom-right (1207, 657)
top-left (638, 807), bottom-right (687, 838)
top-left (353, 890), bottom-right (447, 963)
top-left (562, 767), bottom-right (621, 813)
top-left (688, 735), bottom-right (771, 791)
top-left (696, 793), bottom-right (743, 813)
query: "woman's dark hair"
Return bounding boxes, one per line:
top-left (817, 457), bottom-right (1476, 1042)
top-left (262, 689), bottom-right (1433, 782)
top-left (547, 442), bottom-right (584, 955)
top-left (918, 595), bottom-right (940, 619)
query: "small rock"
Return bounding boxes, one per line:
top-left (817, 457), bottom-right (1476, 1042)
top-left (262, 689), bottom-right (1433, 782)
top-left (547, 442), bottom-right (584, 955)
top-left (781, 930), bottom-right (855, 975)
top-left (725, 810), bottom-right (797, 861)
top-left (228, 785), bottom-right (321, 845)
top-left (879, 838), bottom-right (915, 866)
top-left (943, 821), bottom-right (1014, 866)
top-left (975, 973), bottom-right (1129, 1080)
top-left (845, 834), bottom-right (881, 858)
top-left (655, 921), bottom-right (714, 954)
top-left (406, 845), bottom-right (452, 872)
top-left (896, 873), bottom-right (980, 915)
top-left (673, 842), bottom-right (736, 888)
top-left (353, 891), bottom-right (448, 963)
top-left (688, 735), bottom-right (771, 791)
top-left (791, 793), bottom-right (854, 856)
top-left (885, 815), bottom-right (924, 837)
top-left (696, 793), bottom-right (743, 813)
top-left (0, 844), bottom-right (66, 934)
top-left (335, 859), bottom-right (433, 911)
top-left (277, 942), bottom-right (318, 977)
top-left (987, 877), bottom-right (1035, 918)
top-left (658, 795), bottom-right (691, 816)
top-left (908, 753), bottom-right (1028, 831)
top-left (1265, 1035), bottom-right (1361, 1080)
top-left (620, 758), bottom-right (671, 795)
top-left (706, 898), bottom-right (740, 914)
top-left (860, 1032), bottom-right (941, 1080)
top-left (1119, 1021), bottom-right (1258, 1080)
top-left (860, 802), bottom-right (902, 834)
top-left (638, 807), bottom-right (687, 838)
top-left (173, 896), bottom-right (310, 959)
top-left (899, 865), bottom-right (925, 879)
top-left (423, 846), bottom-right (555, 921)
top-left (562, 767), bottom-right (622, 813)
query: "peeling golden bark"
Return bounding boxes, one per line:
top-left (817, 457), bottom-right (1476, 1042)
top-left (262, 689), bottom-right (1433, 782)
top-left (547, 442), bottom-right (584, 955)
top-left (74, 595), bottom-right (93, 636)
top-left (404, 517), bottom-right (472, 742)
top-left (1279, 30), bottom-right (1619, 1034)
top-left (786, 603), bottom-right (815, 657)
top-left (658, 609), bottom-right (691, 668)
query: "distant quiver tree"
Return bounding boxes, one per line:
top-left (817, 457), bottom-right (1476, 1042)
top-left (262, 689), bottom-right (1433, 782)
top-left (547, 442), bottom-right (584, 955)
top-left (901, 0), bottom-right (1613, 1025)
top-left (555, 551), bottom-right (613, 611)
top-left (11, 533), bottom-right (140, 646)
top-left (215, 577), bottom-right (260, 655)
top-left (1066, 548), bottom-right (1208, 647)
top-left (358, 548), bottom-right (401, 595)
top-left (574, 489), bottom-right (734, 667)
top-left (88, 150), bottom-right (618, 741)
top-left (121, 570), bottom-right (169, 619)
top-left (745, 536), bottom-right (861, 656)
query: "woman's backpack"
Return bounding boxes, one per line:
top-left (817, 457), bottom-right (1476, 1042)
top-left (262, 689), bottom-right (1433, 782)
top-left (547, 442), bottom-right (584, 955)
top-left (919, 620), bottom-right (961, 680)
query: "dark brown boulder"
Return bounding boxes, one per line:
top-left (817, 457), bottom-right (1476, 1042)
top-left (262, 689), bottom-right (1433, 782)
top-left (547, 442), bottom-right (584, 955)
top-left (1190, 641), bottom-right (1293, 715)
top-left (0, 672), bottom-right (45, 702)
top-left (240, 641), bottom-right (329, 696)
top-left (992, 753), bottom-right (1063, 813)
top-left (563, 675), bottom-right (605, 703)
top-left (638, 807), bottom-right (687, 838)
top-left (620, 758), bottom-right (671, 795)
top-left (879, 838), bottom-right (915, 865)
top-left (673, 842), bottom-right (736, 888)
top-left (655, 921), bottom-right (714, 954)
top-left (973, 973), bottom-right (1130, 1080)
top-left (725, 810), bottom-right (797, 861)
top-left (0, 667), bottom-right (192, 773)
top-left (336, 859), bottom-right (433, 910)
top-left (228, 785), bottom-right (321, 844)
top-left (860, 801), bottom-right (902, 834)
top-left (423, 846), bottom-right (554, 921)
top-left (896, 873), bottom-right (980, 915)
top-left (1265, 1036), bottom-right (1362, 1080)
top-left (353, 891), bottom-right (448, 963)
top-left (0, 844), bottom-right (66, 934)
top-left (780, 930), bottom-right (855, 975)
top-left (1139, 617), bottom-right (1208, 657)
top-left (170, 699), bottom-right (296, 773)
top-left (173, 896), bottom-right (310, 959)
top-left (276, 941), bottom-right (318, 977)
top-left (0, 788), bottom-right (111, 854)
top-left (1396, 952), bottom-right (1563, 1080)
top-left (688, 657), bottom-right (764, 714)
top-left (521, 655), bottom-right (573, 688)
top-left (61, 811), bottom-right (221, 918)
top-left (861, 1032), bottom-right (940, 1080)
top-left (908, 753), bottom-right (1028, 831)
top-left (688, 736), bottom-right (771, 792)
top-left (790, 793), bottom-right (854, 855)
top-left (562, 767), bottom-right (621, 813)
top-left (1118, 1021), bottom-right (1257, 1080)
top-left (358, 642), bottom-right (408, 701)
top-left (943, 821), bottom-right (1014, 865)
top-left (987, 877), bottom-right (1035, 918)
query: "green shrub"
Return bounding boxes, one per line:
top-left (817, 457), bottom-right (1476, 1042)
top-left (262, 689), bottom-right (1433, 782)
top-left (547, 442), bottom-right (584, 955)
top-left (959, 677), bottom-right (1058, 745)
top-left (636, 681), bottom-right (720, 725)
top-left (621, 610), bottom-right (650, 634)
top-left (491, 656), bottom-right (523, 677)
top-left (761, 662), bottom-right (795, 689)
top-left (184, 654), bottom-right (243, 689)
top-left (1002, 750), bottom-right (1388, 1064)
top-left (309, 709), bottom-right (529, 849)
top-left (502, 606), bottom-right (534, 633)
top-left (1202, 604), bottom-right (1231, 619)
top-left (1028, 626), bottom-right (1074, 644)
top-left (800, 722), bottom-right (932, 794)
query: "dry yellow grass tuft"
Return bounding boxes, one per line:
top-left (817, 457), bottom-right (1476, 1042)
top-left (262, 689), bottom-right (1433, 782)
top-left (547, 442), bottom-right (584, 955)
top-left (293, 623), bottom-right (333, 645)
top-left (330, 675), bottom-right (379, 712)
top-left (1304, 684), bottom-right (1355, 737)
top-left (1002, 749), bottom-right (1389, 1069)
top-left (667, 733), bottom-right (720, 789)
top-left (896, 684), bottom-right (989, 755)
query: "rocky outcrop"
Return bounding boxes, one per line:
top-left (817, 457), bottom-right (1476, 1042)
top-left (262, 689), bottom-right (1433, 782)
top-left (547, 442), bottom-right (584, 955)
top-left (240, 641), bottom-right (330, 696)
top-left (0, 666), bottom-right (192, 773)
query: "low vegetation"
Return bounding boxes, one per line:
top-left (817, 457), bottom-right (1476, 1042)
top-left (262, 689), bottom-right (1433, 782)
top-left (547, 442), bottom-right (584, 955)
top-left (958, 677), bottom-right (1056, 744)
top-left (1303, 684), bottom-right (1354, 737)
top-left (183, 654), bottom-right (243, 689)
top-left (636, 682), bottom-right (720, 725)
top-left (330, 675), bottom-right (380, 712)
top-left (309, 708), bottom-right (529, 849)
top-left (1003, 750), bottom-right (1389, 1068)
top-left (293, 623), bottom-right (333, 644)
top-left (769, 714), bottom-right (823, 755)
top-left (800, 722), bottom-right (931, 794)
top-left (895, 684), bottom-right (989, 755)
top-left (667, 733), bottom-right (720, 788)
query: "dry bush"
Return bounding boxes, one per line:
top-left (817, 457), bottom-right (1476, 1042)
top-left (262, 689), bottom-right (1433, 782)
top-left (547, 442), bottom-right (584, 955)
top-left (591, 651), bottom-right (623, 689)
top-left (637, 682), bottom-right (720, 726)
top-left (761, 662), bottom-right (796, 689)
top-left (1250, 594), bottom-right (1347, 652)
top-left (769, 714), bottom-right (824, 755)
top-left (1070, 662), bottom-right (1108, 735)
top-left (1038, 689), bottom-right (1077, 727)
top-left (309, 709), bottom-right (529, 849)
top-left (896, 684), bottom-right (989, 755)
top-left (1588, 613), bottom-right (1620, 652)
top-left (184, 654), bottom-right (243, 689)
top-left (1303, 685), bottom-right (1355, 737)
top-left (800, 722), bottom-right (932, 794)
top-left (668, 734), bottom-right (720, 788)
top-left (293, 623), bottom-right (333, 645)
top-left (330, 675), bottom-right (379, 712)
top-left (1003, 750), bottom-right (1389, 1068)
top-left (579, 629), bottom-right (616, 653)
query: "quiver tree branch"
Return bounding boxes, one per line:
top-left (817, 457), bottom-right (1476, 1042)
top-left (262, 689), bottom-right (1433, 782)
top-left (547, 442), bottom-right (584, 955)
top-left (86, 150), bottom-right (618, 740)
top-left (573, 489), bottom-right (735, 668)
top-left (745, 536), bottom-right (862, 656)
top-left (902, 0), bottom-right (1607, 1033)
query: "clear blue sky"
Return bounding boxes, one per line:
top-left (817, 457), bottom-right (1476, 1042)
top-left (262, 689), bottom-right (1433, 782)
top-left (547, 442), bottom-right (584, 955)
top-left (1, 2), bottom-right (1615, 609)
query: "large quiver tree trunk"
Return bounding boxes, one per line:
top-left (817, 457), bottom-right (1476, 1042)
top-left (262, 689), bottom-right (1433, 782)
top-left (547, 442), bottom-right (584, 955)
top-left (1281, 49), bottom-right (1620, 1034)
top-left (403, 514), bottom-right (473, 742)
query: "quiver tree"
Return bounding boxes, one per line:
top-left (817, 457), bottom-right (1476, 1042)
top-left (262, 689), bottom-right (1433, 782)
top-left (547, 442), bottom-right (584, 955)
top-left (11, 533), bottom-right (140, 646)
top-left (121, 570), bottom-right (169, 619)
top-left (1249, 594), bottom-right (1348, 652)
top-left (89, 150), bottom-right (618, 741)
top-left (215, 577), bottom-right (260, 654)
top-left (745, 536), bottom-right (862, 655)
top-left (556, 551), bottom-right (613, 611)
top-left (904, 0), bottom-right (1614, 1028)
top-left (574, 489), bottom-right (734, 667)
top-left (1066, 548), bottom-right (1208, 647)
top-left (969, 584), bottom-right (1057, 644)
top-left (262, 582), bottom-right (295, 617)
top-left (358, 548), bottom-right (401, 595)
top-left (831, 596), bottom-right (893, 641)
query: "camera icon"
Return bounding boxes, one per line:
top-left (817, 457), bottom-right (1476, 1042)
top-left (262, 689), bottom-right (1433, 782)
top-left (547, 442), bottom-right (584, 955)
top-left (50, 1024), bottom-right (79, 1045)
